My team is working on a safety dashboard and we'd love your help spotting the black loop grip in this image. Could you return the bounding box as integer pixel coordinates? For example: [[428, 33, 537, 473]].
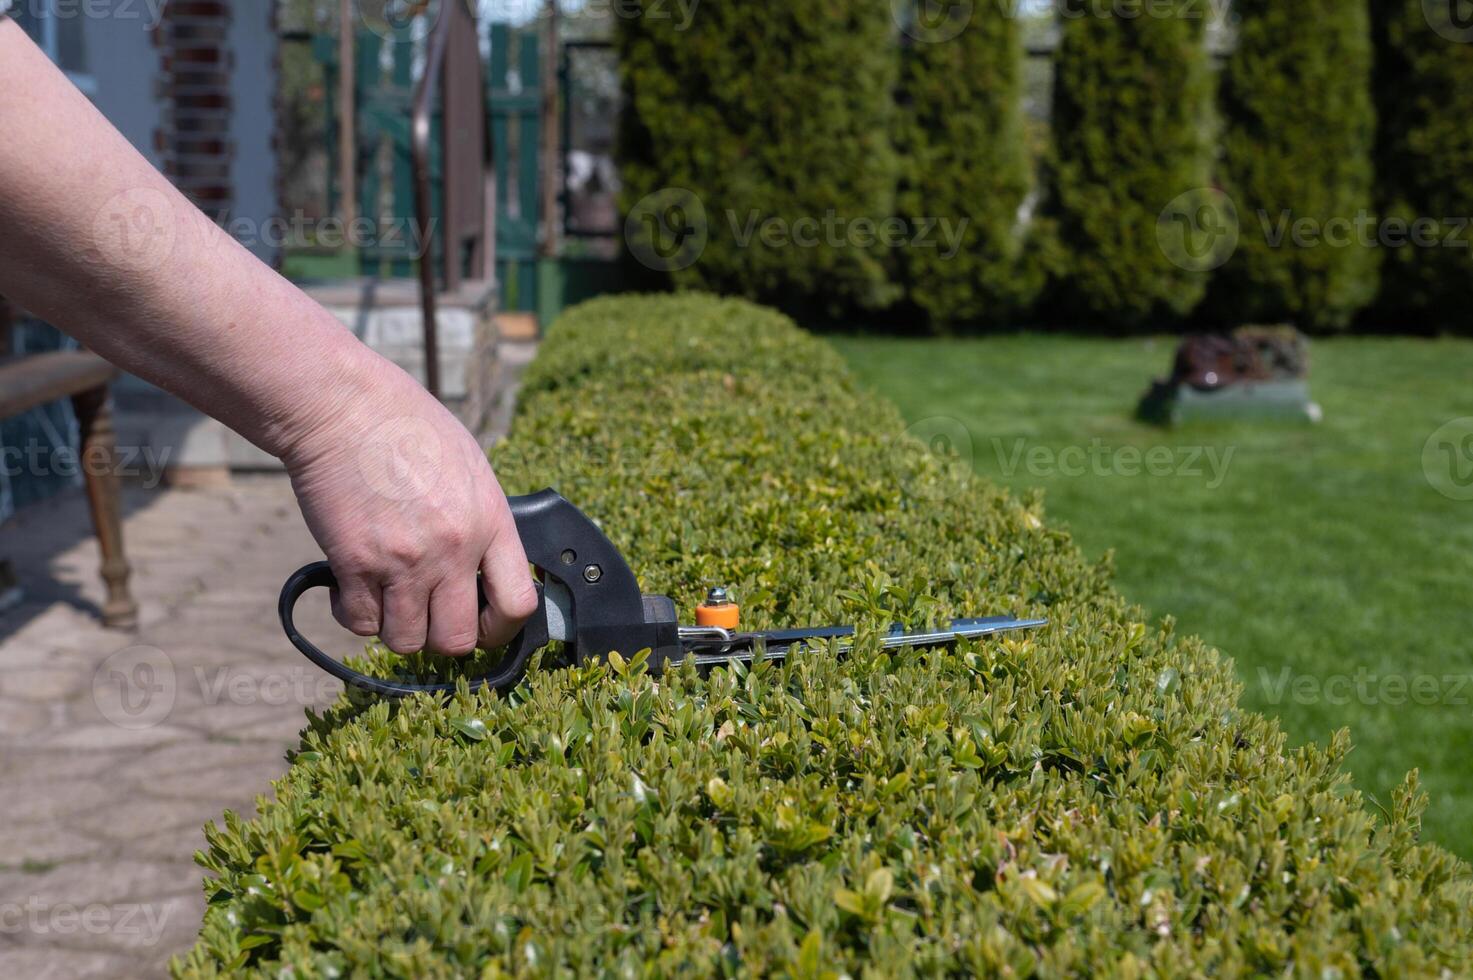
[[277, 561, 549, 699]]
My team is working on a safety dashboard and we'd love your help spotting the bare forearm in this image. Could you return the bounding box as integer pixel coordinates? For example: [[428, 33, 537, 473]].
[[0, 21, 385, 459], [0, 21, 537, 653]]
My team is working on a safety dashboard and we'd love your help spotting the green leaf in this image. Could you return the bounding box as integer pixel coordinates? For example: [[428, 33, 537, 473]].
[[450, 717, 489, 741]]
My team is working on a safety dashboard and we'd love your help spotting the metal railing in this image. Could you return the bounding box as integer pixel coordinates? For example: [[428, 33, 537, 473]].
[[411, 0, 495, 399]]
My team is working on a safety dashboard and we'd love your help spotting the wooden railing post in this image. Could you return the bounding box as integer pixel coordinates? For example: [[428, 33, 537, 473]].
[[411, 0, 493, 401]]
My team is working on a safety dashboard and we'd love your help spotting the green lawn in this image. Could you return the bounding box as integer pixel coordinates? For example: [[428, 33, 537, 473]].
[[837, 334, 1473, 858]]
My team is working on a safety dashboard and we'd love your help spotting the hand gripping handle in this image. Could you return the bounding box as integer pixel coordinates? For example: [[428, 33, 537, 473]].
[[280, 488, 646, 699], [277, 562, 549, 699]]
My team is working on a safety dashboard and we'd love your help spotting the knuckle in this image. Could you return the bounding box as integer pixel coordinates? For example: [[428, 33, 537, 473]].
[[380, 632, 424, 656], [346, 617, 380, 637], [437, 522, 471, 553], [334, 607, 379, 637], [331, 590, 381, 637], [334, 548, 376, 576], [383, 536, 425, 569], [435, 630, 479, 657], [497, 581, 541, 621]]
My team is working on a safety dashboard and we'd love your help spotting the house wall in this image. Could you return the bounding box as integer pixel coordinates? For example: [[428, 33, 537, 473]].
[[82, 9, 163, 170], [228, 1, 279, 266]]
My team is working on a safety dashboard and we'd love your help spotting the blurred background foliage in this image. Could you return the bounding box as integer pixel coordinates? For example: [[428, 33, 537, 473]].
[[613, 0, 1471, 334]]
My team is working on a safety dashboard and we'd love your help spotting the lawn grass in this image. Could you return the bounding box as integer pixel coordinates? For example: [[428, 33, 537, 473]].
[[836, 333, 1473, 857]]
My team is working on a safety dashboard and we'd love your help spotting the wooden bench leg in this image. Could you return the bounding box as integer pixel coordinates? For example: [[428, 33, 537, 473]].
[[71, 385, 139, 629]]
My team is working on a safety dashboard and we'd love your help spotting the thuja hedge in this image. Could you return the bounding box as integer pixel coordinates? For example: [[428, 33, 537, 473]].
[[893, 0, 1038, 328], [1214, 0, 1378, 331], [178, 295, 1472, 975], [616, 0, 898, 315], [1044, 4, 1213, 328], [1369, 0, 1473, 333]]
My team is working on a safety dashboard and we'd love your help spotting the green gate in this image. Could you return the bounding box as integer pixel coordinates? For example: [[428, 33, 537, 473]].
[[308, 18, 623, 323]]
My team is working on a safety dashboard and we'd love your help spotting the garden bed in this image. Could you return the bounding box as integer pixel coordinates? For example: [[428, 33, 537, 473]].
[[176, 295, 1471, 976]]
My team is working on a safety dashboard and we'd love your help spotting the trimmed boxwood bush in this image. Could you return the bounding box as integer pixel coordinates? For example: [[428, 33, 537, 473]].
[[1212, 0, 1379, 331], [1369, 0, 1473, 333], [893, 1, 1038, 329], [616, 1, 898, 316], [177, 295, 1472, 976], [1043, 5, 1214, 328]]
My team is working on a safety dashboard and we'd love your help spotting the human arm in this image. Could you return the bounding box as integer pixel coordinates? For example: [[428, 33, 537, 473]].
[[0, 20, 538, 654]]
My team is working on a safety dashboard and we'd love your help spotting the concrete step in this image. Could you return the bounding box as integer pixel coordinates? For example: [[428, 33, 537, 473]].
[[112, 278, 507, 478]]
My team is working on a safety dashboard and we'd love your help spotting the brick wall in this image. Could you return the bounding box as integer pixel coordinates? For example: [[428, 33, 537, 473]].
[[155, 0, 235, 223]]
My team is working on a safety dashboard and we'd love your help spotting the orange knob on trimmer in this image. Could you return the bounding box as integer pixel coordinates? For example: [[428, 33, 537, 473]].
[[695, 586, 740, 630]]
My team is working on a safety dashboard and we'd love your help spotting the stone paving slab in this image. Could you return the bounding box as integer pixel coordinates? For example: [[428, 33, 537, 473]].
[[0, 476, 338, 978], [1, 345, 533, 978]]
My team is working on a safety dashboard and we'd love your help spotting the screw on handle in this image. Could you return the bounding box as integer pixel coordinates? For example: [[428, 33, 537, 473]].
[[278, 561, 548, 699]]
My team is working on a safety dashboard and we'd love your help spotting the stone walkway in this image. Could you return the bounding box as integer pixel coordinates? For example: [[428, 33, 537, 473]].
[[0, 476, 346, 978]]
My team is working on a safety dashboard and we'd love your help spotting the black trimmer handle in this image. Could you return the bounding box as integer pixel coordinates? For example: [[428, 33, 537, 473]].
[[277, 562, 549, 699], [280, 488, 653, 700]]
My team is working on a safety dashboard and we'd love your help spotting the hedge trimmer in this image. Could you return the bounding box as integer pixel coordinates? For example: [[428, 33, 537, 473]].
[[279, 489, 1047, 698]]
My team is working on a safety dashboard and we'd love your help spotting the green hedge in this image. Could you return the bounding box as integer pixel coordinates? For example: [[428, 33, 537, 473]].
[[1369, 0, 1473, 332], [893, 2, 1039, 328], [616, 1, 898, 316], [1042, 5, 1214, 328], [177, 295, 1471, 976], [1213, 0, 1379, 331]]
